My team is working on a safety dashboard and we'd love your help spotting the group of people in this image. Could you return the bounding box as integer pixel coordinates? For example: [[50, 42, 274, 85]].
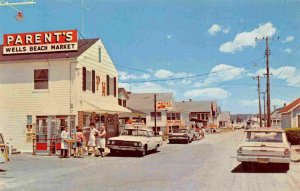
[[60, 122, 106, 158]]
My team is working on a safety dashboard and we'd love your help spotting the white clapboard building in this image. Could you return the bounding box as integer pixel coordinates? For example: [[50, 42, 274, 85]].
[[0, 30, 130, 152]]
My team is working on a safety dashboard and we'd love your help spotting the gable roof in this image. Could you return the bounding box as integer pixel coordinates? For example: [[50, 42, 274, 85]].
[[127, 93, 173, 112], [174, 101, 217, 113], [280, 98, 300, 114], [0, 38, 99, 63]]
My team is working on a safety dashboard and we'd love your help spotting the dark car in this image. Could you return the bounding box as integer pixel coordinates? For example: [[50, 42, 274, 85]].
[[168, 129, 194, 144]]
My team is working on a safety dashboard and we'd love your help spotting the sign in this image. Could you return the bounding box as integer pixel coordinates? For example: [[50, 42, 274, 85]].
[[3, 30, 78, 55], [156, 101, 173, 110], [167, 120, 181, 126]]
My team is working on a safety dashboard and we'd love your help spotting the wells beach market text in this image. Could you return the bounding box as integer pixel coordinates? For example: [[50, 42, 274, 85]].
[[0, 1, 300, 191]]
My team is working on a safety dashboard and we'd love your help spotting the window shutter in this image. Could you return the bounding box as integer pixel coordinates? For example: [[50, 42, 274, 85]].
[[113, 77, 117, 97], [92, 70, 95, 93], [106, 75, 110, 96], [82, 67, 86, 91]]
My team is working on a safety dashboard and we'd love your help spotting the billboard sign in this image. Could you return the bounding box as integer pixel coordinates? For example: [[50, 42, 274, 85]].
[[3, 29, 78, 55], [156, 101, 173, 110]]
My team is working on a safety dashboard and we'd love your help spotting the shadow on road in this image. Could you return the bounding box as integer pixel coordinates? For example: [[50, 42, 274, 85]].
[[231, 163, 288, 173], [106, 150, 160, 158], [0, 169, 6, 172]]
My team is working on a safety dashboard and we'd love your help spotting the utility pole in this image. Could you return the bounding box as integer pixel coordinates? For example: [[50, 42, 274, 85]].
[[154, 94, 157, 136], [253, 75, 262, 127], [261, 91, 266, 127], [265, 36, 271, 127]]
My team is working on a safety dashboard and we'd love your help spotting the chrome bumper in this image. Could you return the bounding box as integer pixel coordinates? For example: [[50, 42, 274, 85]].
[[107, 145, 143, 151], [169, 137, 188, 140], [237, 155, 291, 164]]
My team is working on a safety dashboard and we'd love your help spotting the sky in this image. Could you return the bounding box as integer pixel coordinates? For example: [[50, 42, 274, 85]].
[[0, 0, 299, 114]]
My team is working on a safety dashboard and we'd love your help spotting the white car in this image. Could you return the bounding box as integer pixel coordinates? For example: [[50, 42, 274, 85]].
[[237, 129, 291, 170], [107, 128, 163, 156]]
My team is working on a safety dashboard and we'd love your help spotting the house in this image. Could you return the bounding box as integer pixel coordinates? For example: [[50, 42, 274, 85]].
[[270, 107, 284, 128], [280, 98, 300, 129], [219, 111, 231, 128], [0, 30, 130, 152], [174, 100, 218, 129]]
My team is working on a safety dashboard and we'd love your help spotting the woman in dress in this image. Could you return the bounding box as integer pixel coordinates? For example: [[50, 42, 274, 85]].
[[87, 123, 99, 156], [60, 126, 69, 158], [97, 126, 106, 157]]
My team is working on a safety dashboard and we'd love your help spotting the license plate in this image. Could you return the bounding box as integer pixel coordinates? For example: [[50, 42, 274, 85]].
[[257, 158, 269, 163]]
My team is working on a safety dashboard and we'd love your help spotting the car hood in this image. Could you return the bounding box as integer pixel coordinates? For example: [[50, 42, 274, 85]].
[[108, 136, 147, 142]]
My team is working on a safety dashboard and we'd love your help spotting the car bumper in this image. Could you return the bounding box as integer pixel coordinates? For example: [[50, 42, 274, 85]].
[[237, 155, 291, 164], [107, 145, 143, 151], [169, 137, 188, 140]]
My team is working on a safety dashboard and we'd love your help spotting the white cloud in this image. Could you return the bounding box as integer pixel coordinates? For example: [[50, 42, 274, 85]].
[[204, 64, 247, 85], [208, 24, 222, 36], [256, 66, 300, 87], [219, 22, 276, 53], [223, 27, 230, 34], [183, 88, 230, 100], [119, 82, 173, 93], [166, 34, 172, 39], [281, 48, 291, 54], [239, 98, 286, 107], [119, 71, 151, 80], [154, 69, 174, 79], [282, 35, 294, 43]]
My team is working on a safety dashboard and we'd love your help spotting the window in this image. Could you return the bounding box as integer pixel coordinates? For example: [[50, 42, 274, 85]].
[[34, 69, 48, 89], [106, 75, 110, 95], [86, 71, 92, 91], [201, 114, 205, 120], [151, 112, 162, 121], [118, 99, 122, 106], [98, 48, 101, 63], [167, 113, 180, 120], [123, 100, 126, 107]]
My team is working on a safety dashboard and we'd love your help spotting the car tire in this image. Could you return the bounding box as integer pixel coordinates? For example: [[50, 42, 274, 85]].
[[139, 146, 147, 157], [169, 140, 173, 144]]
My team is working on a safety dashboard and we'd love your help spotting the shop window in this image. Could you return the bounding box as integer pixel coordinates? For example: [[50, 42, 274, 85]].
[[151, 112, 161, 121], [34, 69, 48, 89], [98, 48, 102, 63]]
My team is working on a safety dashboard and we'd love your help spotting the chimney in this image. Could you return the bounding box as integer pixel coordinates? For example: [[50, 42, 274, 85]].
[[284, 103, 286, 107], [189, 99, 192, 102]]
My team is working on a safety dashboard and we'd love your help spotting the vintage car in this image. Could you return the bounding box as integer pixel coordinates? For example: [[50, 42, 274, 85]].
[[189, 129, 201, 141], [107, 128, 163, 156], [237, 129, 291, 170], [168, 129, 194, 144]]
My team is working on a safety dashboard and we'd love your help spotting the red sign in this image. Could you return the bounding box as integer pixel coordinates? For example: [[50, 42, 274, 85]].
[[157, 101, 173, 110], [3, 30, 78, 55]]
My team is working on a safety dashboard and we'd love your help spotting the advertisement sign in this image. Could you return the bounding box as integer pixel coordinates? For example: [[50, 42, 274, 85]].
[[3, 30, 78, 55], [156, 101, 173, 110]]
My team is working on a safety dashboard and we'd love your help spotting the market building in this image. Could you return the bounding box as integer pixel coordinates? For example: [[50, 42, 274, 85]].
[[0, 30, 130, 153]]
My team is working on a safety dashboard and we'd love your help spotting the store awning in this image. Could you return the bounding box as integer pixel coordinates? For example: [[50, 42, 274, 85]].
[[80, 100, 131, 114]]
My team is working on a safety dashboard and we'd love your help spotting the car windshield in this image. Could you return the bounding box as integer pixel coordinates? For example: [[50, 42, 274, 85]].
[[121, 129, 148, 137], [177, 129, 187, 133], [245, 132, 283, 143]]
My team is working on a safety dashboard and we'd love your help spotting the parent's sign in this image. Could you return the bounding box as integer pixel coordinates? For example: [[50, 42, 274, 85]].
[[3, 30, 78, 55]]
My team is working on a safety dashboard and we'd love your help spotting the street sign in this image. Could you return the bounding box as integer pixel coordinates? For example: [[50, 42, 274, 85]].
[[2, 30, 78, 55]]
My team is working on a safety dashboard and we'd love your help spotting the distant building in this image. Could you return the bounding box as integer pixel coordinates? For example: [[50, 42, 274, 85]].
[[280, 98, 300, 129], [219, 111, 231, 128], [270, 107, 283, 128]]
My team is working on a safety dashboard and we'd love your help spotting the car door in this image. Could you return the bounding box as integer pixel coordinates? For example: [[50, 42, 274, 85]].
[[146, 131, 155, 150]]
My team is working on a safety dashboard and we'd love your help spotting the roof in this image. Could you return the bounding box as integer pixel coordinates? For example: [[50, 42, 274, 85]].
[[127, 107, 146, 115], [174, 101, 217, 113], [0, 38, 99, 62], [244, 128, 284, 133], [279, 98, 300, 114], [127, 93, 173, 112], [219, 111, 230, 122], [270, 107, 283, 119]]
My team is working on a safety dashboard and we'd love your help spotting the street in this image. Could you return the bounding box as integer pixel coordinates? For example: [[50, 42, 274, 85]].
[[1, 130, 300, 191]]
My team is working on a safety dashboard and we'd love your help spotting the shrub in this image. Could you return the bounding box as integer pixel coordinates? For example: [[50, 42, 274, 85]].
[[285, 128, 300, 145]]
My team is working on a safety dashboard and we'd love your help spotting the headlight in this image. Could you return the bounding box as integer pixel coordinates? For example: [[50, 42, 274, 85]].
[[238, 147, 243, 153], [138, 142, 143, 146], [111, 141, 115, 145], [133, 142, 138, 146]]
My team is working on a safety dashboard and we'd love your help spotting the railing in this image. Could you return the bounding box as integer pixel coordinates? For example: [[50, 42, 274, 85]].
[[32, 138, 61, 156]]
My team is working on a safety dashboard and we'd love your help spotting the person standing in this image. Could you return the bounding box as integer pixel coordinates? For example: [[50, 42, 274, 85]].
[[60, 126, 69, 158], [75, 126, 84, 158], [87, 123, 99, 156], [97, 126, 106, 157]]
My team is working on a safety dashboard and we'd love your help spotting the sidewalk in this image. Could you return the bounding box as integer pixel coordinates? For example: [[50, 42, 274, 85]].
[[291, 145, 300, 162]]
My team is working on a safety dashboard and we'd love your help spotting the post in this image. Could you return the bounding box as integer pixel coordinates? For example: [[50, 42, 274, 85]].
[[265, 36, 271, 127], [9, 138, 12, 156], [262, 92, 266, 127], [253, 75, 262, 127], [154, 94, 157, 136]]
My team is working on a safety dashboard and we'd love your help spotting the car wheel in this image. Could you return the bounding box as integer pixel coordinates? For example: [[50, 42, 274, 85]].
[[139, 146, 147, 157], [169, 140, 173, 144]]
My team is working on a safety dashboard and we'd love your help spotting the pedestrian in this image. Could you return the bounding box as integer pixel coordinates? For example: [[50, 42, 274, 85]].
[[87, 122, 99, 156], [97, 125, 106, 157], [71, 132, 77, 158], [60, 126, 69, 158], [75, 126, 84, 158]]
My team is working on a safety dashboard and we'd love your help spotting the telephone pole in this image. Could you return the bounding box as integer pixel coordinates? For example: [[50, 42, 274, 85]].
[[154, 94, 157, 136], [265, 36, 271, 127], [253, 75, 262, 127], [261, 91, 266, 127]]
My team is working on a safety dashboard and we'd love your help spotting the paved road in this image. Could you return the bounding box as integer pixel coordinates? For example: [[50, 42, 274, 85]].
[[1, 130, 300, 191]]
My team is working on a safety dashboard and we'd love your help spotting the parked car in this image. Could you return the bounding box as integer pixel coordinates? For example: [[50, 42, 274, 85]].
[[237, 128, 291, 170], [107, 128, 163, 157], [168, 129, 194, 144], [190, 129, 201, 141]]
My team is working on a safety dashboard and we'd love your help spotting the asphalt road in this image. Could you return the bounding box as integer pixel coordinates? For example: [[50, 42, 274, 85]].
[[1, 130, 300, 191]]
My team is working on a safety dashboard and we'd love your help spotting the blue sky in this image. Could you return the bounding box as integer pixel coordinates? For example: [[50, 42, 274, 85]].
[[0, 0, 299, 114]]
